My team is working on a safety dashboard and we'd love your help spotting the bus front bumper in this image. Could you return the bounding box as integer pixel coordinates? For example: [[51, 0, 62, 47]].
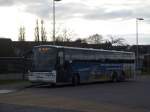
[[28, 71, 56, 83]]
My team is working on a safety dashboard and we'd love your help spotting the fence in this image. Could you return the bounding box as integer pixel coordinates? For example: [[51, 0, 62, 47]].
[[0, 57, 31, 80]]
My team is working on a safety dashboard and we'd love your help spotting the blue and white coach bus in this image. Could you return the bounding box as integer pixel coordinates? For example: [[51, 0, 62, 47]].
[[28, 45, 135, 85]]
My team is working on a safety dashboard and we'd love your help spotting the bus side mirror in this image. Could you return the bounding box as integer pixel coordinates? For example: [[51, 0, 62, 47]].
[[58, 51, 64, 65]]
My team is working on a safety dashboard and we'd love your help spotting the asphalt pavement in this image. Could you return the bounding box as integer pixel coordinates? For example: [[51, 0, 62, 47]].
[[0, 75, 150, 112], [0, 103, 84, 112]]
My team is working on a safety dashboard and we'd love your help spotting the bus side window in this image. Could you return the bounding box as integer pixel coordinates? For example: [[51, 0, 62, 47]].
[[58, 51, 64, 65]]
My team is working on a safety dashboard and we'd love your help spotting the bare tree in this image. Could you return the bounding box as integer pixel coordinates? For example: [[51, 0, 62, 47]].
[[74, 38, 87, 43], [55, 28, 74, 42], [61, 28, 72, 42], [18, 26, 25, 41], [87, 34, 103, 44], [34, 19, 40, 42], [55, 36, 64, 42], [41, 20, 47, 42], [108, 35, 126, 46]]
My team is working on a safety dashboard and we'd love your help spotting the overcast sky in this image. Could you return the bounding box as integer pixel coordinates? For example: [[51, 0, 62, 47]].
[[0, 0, 150, 44]]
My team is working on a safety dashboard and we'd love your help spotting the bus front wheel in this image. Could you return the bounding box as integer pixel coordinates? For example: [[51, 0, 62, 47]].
[[51, 83, 56, 87], [72, 75, 80, 86]]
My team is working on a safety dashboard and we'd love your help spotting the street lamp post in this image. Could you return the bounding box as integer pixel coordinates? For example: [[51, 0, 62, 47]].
[[136, 18, 144, 73], [52, 0, 61, 45]]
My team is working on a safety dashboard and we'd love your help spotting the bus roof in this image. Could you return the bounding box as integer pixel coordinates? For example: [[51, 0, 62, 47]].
[[34, 45, 134, 54]]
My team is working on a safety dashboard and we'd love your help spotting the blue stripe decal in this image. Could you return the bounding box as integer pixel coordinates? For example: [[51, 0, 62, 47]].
[[71, 62, 123, 81]]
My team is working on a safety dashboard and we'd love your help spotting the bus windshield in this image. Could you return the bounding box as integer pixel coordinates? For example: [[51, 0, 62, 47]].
[[32, 47, 57, 72]]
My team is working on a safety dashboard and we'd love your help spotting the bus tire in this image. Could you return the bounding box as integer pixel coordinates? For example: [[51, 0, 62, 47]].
[[72, 74, 80, 86], [112, 71, 118, 82], [51, 83, 56, 87]]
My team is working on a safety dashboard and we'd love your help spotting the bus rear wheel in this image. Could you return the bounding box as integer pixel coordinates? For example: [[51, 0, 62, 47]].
[[72, 75, 80, 86]]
